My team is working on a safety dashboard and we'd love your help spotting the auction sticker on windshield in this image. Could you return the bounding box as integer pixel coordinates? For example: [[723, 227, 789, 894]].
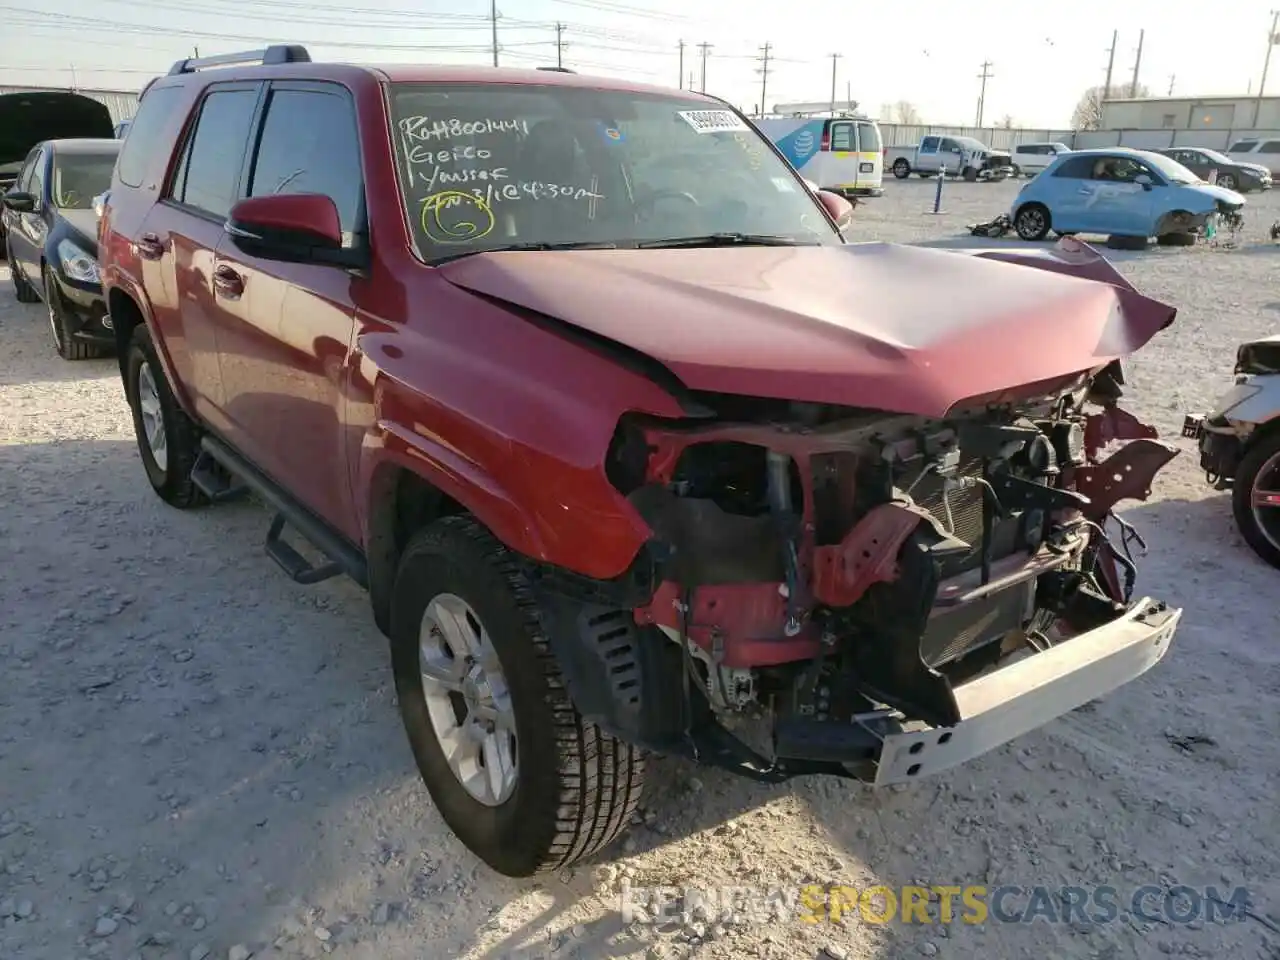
[[678, 109, 750, 134]]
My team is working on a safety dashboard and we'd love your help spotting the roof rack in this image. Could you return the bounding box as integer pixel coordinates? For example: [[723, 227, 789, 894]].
[[536, 66, 577, 73], [167, 45, 311, 76]]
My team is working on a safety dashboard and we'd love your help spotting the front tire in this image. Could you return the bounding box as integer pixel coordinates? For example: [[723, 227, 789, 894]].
[[390, 516, 645, 877], [1156, 232, 1196, 247], [125, 324, 206, 508], [1014, 203, 1051, 240], [44, 267, 107, 360], [1232, 433, 1280, 570]]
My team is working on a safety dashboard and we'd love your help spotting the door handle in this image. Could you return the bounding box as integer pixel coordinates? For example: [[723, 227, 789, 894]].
[[135, 233, 165, 261], [213, 264, 245, 299]]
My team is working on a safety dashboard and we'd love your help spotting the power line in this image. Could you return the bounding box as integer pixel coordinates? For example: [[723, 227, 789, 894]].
[[975, 60, 993, 127]]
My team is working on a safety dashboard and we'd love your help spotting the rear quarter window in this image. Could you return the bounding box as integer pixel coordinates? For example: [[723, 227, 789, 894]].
[[856, 122, 880, 151], [116, 84, 186, 188], [1259, 140, 1280, 153]]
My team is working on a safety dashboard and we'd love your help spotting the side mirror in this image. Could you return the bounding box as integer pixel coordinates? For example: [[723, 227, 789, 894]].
[[816, 189, 854, 233], [3, 191, 35, 213], [1134, 174, 1153, 190], [224, 193, 363, 267]]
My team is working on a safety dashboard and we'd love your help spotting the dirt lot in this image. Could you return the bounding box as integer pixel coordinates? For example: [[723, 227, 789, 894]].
[[2, 178, 1280, 960]]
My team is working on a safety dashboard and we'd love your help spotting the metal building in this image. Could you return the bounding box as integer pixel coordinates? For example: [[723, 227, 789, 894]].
[[1100, 95, 1280, 132]]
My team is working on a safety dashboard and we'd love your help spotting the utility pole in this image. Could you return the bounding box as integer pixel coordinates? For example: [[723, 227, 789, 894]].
[[554, 22, 566, 69], [1254, 10, 1280, 125], [697, 42, 712, 93], [829, 53, 841, 114], [193, 45, 200, 58], [1129, 29, 1144, 97], [677, 39, 685, 89], [1167, 74, 1175, 96], [756, 42, 772, 117], [975, 60, 993, 127], [1259, 10, 1280, 96], [1103, 29, 1117, 99], [490, 0, 499, 67]]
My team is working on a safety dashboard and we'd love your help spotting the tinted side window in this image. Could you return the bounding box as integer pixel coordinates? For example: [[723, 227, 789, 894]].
[[16, 148, 40, 192], [1228, 139, 1257, 152], [171, 87, 259, 218], [117, 85, 186, 188], [1260, 140, 1280, 153], [827, 122, 855, 152], [29, 149, 46, 204], [1052, 156, 1096, 179], [920, 136, 939, 151], [856, 122, 880, 151], [246, 87, 363, 238]]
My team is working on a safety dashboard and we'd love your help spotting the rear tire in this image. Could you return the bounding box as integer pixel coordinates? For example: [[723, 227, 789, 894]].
[[1106, 234, 1149, 251], [124, 324, 206, 508], [44, 267, 107, 360], [389, 515, 645, 877], [1232, 433, 1280, 570], [1216, 173, 1237, 191], [892, 158, 911, 179]]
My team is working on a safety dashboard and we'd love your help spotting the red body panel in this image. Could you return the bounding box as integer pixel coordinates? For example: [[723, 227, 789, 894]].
[[98, 60, 1178, 597]]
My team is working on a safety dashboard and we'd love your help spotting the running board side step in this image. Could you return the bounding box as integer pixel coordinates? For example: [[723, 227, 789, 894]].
[[190, 451, 251, 503], [198, 435, 368, 588]]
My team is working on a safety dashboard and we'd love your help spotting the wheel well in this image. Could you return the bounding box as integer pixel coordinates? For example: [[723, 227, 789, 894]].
[[1244, 417, 1280, 458], [107, 288, 145, 381], [366, 465, 467, 635]]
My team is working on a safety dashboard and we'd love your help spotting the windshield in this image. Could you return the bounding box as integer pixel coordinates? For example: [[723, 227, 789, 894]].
[[388, 83, 839, 261], [51, 150, 118, 209], [1137, 152, 1198, 184]]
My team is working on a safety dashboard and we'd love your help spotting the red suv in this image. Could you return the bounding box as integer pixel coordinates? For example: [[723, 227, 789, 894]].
[[100, 45, 1185, 878]]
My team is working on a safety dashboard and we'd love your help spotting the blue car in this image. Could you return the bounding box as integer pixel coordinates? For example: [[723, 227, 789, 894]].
[[1010, 147, 1245, 246]]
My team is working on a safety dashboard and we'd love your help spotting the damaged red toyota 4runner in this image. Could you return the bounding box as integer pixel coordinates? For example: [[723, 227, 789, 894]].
[[98, 46, 1183, 878]]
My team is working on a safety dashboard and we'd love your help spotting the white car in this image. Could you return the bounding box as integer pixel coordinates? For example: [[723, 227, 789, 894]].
[[1011, 141, 1071, 177], [1225, 137, 1280, 177]]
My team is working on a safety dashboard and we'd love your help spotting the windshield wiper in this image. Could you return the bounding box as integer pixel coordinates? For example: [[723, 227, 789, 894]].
[[636, 232, 814, 249], [429, 240, 618, 265]]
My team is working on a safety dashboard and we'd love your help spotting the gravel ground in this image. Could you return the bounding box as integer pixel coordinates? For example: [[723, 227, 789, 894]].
[[2, 179, 1280, 960]]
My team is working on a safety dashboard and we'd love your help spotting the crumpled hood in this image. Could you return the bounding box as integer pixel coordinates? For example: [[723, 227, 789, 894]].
[[438, 242, 1177, 417], [1194, 182, 1247, 206]]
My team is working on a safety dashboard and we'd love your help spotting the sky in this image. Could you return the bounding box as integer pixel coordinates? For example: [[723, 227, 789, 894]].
[[4, 0, 1280, 129]]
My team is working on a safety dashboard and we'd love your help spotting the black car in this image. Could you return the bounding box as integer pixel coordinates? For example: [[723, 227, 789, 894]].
[[1154, 146, 1273, 193], [2, 138, 120, 360], [0, 91, 115, 251]]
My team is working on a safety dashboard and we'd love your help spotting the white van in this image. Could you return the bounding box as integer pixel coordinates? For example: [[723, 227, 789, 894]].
[[755, 115, 884, 198], [1010, 141, 1071, 176]]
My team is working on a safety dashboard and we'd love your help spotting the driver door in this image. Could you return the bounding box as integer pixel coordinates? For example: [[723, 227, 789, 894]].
[[1087, 158, 1155, 235]]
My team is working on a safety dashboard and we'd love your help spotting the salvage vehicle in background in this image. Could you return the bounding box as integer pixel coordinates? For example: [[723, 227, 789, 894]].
[[2, 137, 119, 359], [0, 90, 115, 255], [886, 135, 1013, 181], [1010, 147, 1246, 247], [1184, 335, 1280, 569], [1152, 146, 1272, 193], [100, 45, 1183, 879]]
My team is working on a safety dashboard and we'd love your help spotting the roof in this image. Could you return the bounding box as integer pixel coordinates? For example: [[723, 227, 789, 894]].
[[1102, 94, 1280, 104], [45, 138, 120, 152]]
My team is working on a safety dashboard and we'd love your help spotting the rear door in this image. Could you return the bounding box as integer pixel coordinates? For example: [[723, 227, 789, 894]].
[[11, 146, 49, 285], [143, 81, 263, 424], [854, 120, 882, 191], [822, 119, 858, 192], [4, 147, 42, 275], [1257, 138, 1280, 175], [918, 135, 940, 172], [1171, 149, 1209, 179], [210, 80, 365, 539]]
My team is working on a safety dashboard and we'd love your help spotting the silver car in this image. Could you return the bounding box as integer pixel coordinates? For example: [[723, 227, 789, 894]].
[[1184, 335, 1280, 568]]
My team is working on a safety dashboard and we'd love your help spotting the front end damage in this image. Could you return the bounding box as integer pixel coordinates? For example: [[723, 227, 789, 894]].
[[532, 259, 1182, 788]]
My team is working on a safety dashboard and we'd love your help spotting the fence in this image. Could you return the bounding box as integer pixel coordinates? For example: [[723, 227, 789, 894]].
[[878, 121, 1280, 152]]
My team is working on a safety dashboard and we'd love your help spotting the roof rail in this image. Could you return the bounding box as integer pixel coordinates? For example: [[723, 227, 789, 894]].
[[167, 45, 311, 76], [536, 66, 577, 73]]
